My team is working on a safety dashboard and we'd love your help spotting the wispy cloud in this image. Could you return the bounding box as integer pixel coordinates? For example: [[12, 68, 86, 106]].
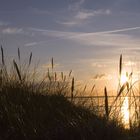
[[30, 26, 140, 49], [58, 0, 111, 27], [68, 0, 85, 11], [2, 27, 23, 34], [24, 42, 38, 47], [30, 27, 78, 37], [91, 62, 106, 68], [92, 26, 140, 34], [124, 61, 136, 66], [92, 74, 106, 80], [0, 21, 9, 26], [75, 9, 111, 20], [59, 9, 111, 26], [57, 21, 79, 26], [41, 63, 60, 69]]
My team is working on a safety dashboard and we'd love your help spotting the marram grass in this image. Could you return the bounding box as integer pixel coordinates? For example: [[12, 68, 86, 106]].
[[0, 47, 139, 139]]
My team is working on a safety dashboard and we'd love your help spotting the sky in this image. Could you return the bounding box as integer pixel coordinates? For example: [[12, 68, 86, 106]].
[[0, 0, 140, 93]]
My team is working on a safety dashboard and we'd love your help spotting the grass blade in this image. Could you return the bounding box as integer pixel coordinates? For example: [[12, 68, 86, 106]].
[[29, 52, 32, 66], [83, 85, 87, 92], [18, 47, 20, 61], [1, 46, 5, 65], [61, 72, 63, 80], [69, 70, 72, 77], [51, 57, 54, 69], [63, 75, 66, 82], [13, 59, 22, 81], [71, 77, 74, 101], [48, 68, 51, 81], [119, 54, 122, 78], [115, 82, 128, 103], [104, 87, 109, 119], [91, 84, 95, 94], [54, 72, 57, 81]]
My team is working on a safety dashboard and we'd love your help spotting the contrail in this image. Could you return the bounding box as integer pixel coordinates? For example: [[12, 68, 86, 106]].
[[27, 26, 140, 47], [86, 26, 140, 35], [31, 26, 140, 35]]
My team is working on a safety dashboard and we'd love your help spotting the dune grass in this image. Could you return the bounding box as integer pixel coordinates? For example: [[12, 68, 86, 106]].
[[0, 47, 139, 139], [0, 84, 127, 140]]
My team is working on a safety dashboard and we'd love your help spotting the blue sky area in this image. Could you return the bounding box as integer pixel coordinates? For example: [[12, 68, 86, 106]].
[[0, 0, 140, 91]]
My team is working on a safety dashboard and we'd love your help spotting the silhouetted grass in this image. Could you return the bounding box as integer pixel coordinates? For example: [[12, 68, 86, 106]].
[[0, 83, 126, 140], [0, 47, 133, 140]]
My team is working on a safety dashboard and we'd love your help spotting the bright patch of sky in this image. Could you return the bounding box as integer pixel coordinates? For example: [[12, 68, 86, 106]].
[[0, 0, 140, 92]]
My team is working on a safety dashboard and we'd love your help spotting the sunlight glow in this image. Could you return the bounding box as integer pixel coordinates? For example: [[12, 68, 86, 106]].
[[121, 96, 129, 128], [120, 74, 128, 85]]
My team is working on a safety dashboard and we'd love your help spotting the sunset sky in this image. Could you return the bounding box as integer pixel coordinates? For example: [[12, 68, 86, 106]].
[[0, 0, 140, 92]]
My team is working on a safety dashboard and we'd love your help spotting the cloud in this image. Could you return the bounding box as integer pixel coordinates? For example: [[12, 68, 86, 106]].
[[124, 61, 136, 66], [24, 42, 38, 47], [75, 9, 111, 20], [0, 21, 9, 26], [92, 74, 113, 81], [93, 74, 106, 80], [68, 0, 85, 11], [30, 26, 140, 50], [75, 11, 95, 20], [60, 0, 111, 27], [59, 9, 111, 26], [42, 63, 60, 69], [92, 26, 140, 34], [91, 62, 106, 68], [30, 27, 77, 38], [2, 27, 23, 34], [72, 33, 138, 48], [57, 21, 80, 26]]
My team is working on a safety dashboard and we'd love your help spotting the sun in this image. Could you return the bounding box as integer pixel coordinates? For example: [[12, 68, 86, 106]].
[[120, 74, 128, 85]]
